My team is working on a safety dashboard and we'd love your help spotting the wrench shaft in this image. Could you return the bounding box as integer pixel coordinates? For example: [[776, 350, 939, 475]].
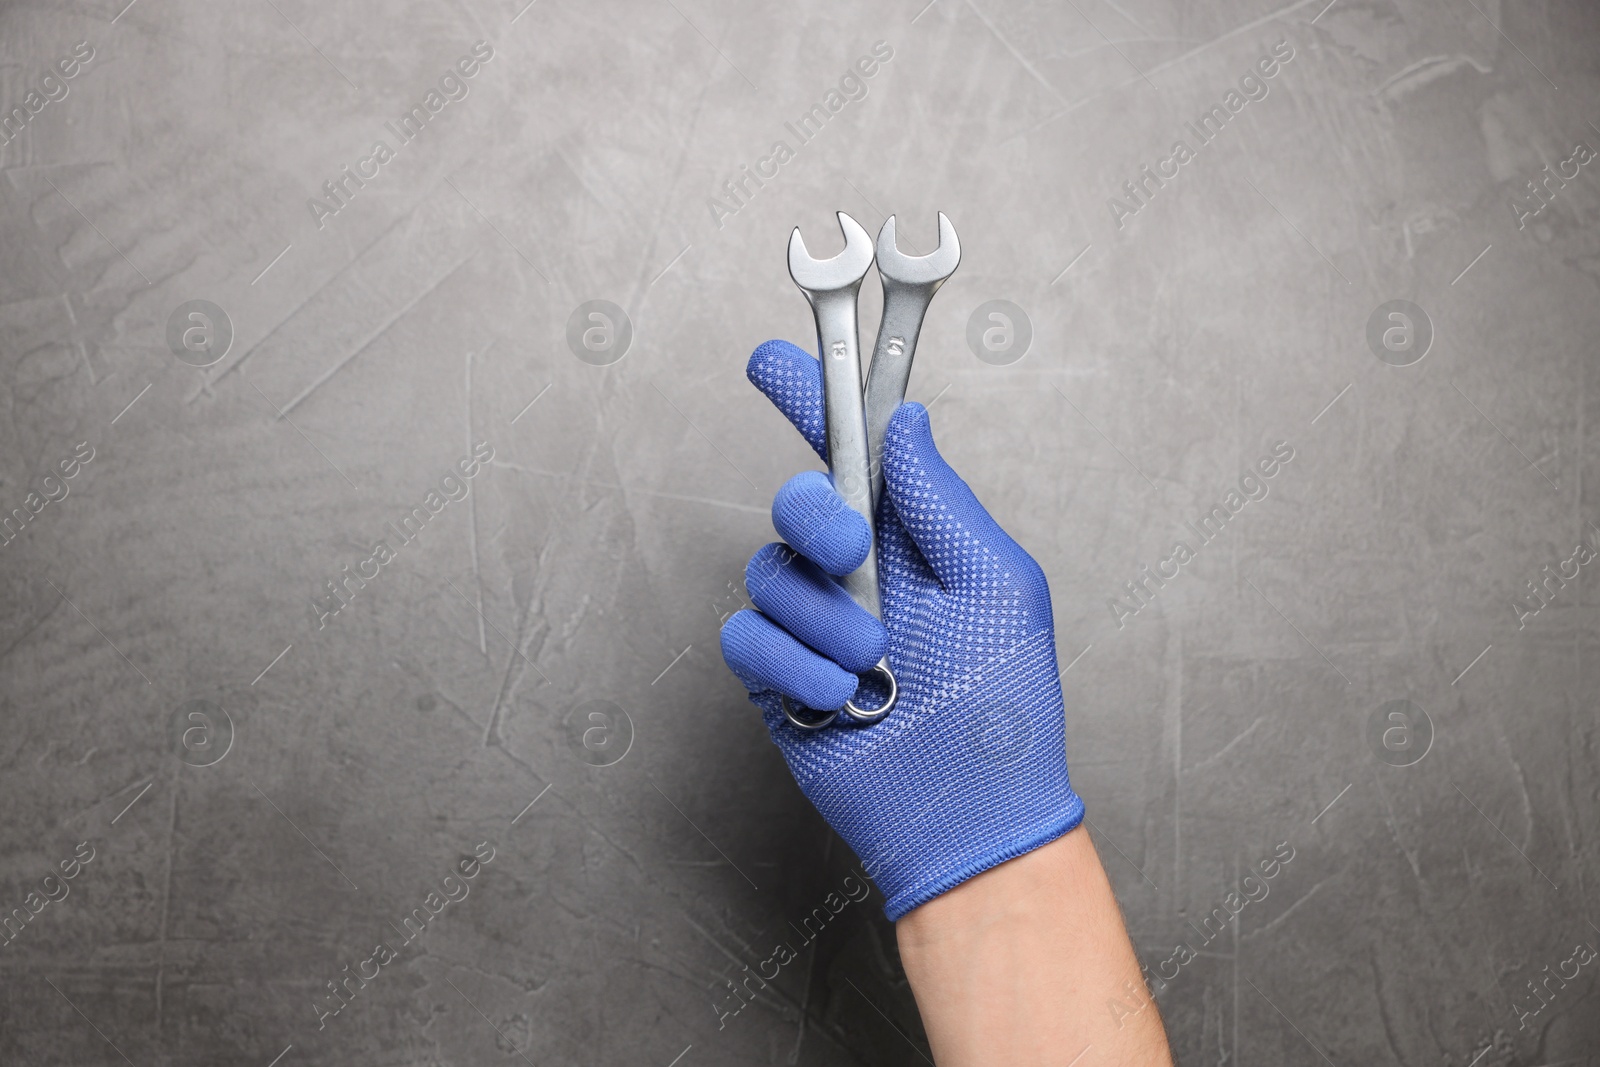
[[810, 288, 881, 618], [864, 284, 938, 510]]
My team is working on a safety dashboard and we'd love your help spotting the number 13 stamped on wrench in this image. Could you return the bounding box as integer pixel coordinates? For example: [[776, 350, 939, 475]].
[[782, 211, 960, 730]]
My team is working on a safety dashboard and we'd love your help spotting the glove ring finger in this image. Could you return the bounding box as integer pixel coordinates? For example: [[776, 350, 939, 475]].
[[780, 658, 897, 731]]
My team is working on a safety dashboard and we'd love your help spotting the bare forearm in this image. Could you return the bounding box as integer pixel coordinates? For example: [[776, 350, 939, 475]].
[[896, 827, 1173, 1067]]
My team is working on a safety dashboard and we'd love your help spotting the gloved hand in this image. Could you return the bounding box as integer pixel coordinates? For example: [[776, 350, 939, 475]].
[[720, 339, 1084, 922]]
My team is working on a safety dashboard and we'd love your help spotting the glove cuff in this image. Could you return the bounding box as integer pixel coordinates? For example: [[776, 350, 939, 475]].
[[880, 790, 1085, 921]]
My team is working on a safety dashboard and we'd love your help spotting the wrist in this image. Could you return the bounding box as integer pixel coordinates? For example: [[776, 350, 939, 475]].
[[880, 791, 1082, 921], [896, 828, 1174, 1067]]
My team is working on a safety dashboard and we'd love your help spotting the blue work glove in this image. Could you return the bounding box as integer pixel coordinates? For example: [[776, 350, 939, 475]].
[[720, 339, 1085, 921]]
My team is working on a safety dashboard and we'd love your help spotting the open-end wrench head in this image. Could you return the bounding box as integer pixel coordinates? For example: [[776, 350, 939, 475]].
[[875, 212, 961, 286], [788, 211, 875, 293]]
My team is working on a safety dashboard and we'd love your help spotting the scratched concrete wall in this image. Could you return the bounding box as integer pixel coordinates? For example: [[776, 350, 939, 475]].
[[1, 0, 1597, 1064]]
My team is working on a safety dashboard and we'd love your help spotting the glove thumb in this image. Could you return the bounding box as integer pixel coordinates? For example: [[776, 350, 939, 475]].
[[883, 402, 1031, 593]]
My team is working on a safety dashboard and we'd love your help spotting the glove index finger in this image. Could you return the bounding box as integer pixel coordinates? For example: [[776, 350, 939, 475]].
[[771, 471, 871, 576], [748, 339, 826, 459]]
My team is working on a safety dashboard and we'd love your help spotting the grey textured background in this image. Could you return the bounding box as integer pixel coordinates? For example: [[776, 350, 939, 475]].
[[2, 0, 1598, 1064]]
